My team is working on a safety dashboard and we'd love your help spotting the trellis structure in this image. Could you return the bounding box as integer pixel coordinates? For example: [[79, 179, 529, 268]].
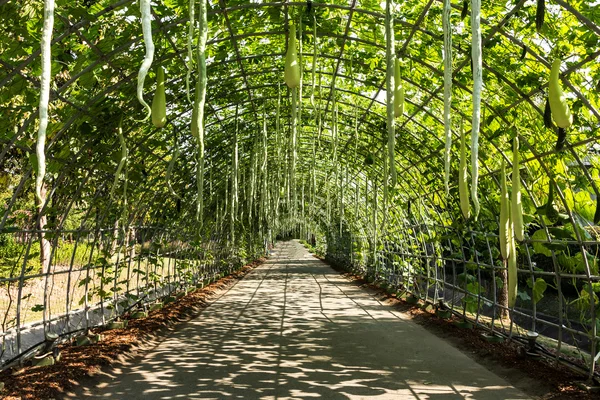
[[1, 0, 600, 381]]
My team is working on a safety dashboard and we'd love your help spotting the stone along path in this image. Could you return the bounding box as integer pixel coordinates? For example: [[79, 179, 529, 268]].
[[72, 240, 529, 399]]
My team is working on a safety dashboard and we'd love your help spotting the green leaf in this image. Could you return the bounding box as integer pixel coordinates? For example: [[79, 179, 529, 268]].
[[531, 278, 547, 304], [78, 276, 92, 287], [531, 229, 552, 257], [30, 304, 44, 312], [517, 291, 531, 302]]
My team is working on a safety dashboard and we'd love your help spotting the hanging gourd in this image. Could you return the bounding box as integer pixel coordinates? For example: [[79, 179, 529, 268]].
[[470, 0, 482, 220], [442, 0, 453, 194], [499, 159, 511, 261], [512, 136, 524, 241], [385, 0, 397, 187], [284, 23, 300, 89], [151, 66, 167, 128], [166, 139, 180, 200], [109, 118, 128, 199], [394, 59, 404, 118], [459, 120, 470, 219], [193, 0, 208, 224], [500, 156, 518, 307], [507, 228, 518, 308], [535, 0, 545, 32], [186, 0, 195, 103], [35, 0, 55, 208], [548, 59, 572, 151], [137, 0, 154, 121], [191, 79, 200, 140]]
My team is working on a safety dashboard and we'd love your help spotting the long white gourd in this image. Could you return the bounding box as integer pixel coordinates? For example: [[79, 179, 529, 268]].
[[393, 59, 404, 118], [137, 0, 154, 121], [507, 211, 517, 308], [512, 136, 524, 241], [35, 0, 55, 207], [499, 159, 511, 260], [385, 1, 397, 187], [193, 0, 208, 224], [443, 0, 453, 194], [110, 118, 128, 199], [470, 0, 482, 220], [459, 120, 470, 219], [185, 0, 195, 104]]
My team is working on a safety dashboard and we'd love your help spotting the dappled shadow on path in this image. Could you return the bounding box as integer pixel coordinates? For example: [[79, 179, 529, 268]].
[[73, 241, 528, 400]]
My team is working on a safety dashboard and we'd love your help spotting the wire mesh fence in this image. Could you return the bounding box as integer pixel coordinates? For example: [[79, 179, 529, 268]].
[[324, 223, 600, 380], [0, 222, 264, 369]]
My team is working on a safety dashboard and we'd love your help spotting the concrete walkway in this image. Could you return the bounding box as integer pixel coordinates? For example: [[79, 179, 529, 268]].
[[74, 240, 529, 399]]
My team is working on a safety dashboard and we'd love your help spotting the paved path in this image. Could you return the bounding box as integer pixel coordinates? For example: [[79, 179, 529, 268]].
[[74, 240, 529, 399]]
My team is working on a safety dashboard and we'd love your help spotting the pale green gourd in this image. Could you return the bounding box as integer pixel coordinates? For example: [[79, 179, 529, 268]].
[[151, 66, 167, 128], [459, 121, 470, 219], [499, 159, 511, 260], [548, 59, 572, 129], [284, 23, 300, 89], [394, 59, 404, 118], [512, 136, 524, 241]]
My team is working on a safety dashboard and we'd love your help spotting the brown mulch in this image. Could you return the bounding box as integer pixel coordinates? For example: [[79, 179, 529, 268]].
[[323, 256, 600, 400], [0, 258, 265, 400]]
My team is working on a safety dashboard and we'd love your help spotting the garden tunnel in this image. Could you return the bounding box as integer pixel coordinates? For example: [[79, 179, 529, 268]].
[[1, 0, 600, 387]]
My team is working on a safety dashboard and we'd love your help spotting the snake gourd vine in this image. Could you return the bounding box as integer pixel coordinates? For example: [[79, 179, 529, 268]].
[[507, 171, 518, 308], [109, 118, 128, 199], [310, 15, 318, 218], [261, 109, 268, 229], [137, 0, 154, 121], [459, 120, 470, 219], [499, 156, 518, 307], [499, 159, 511, 261], [35, 0, 55, 208], [442, 0, 453, 194], [512, 136, 524, 241], [192, 0, 208, 224], [310, 15, 317, 110], [166, 139, 180, 200], [297, 17, 304, 218], [507, 216, 518, 308], [231, 106, 239, 243], [354, 110, 359, 219], [385, 0, 397, 188], [470, 0, 482, 220], [151, 66, 167, 128], [393, 59, 404, 119], [186, 0, 195, 103], [275, 83, 283, 219], [284, 20, 300, 217], [548, 59, 572, 151]]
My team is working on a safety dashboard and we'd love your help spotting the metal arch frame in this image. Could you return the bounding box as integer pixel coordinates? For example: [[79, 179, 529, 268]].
[[2, 0, 600, 376], [2, 0, 597, 189], [4, 0, 597, 152]]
